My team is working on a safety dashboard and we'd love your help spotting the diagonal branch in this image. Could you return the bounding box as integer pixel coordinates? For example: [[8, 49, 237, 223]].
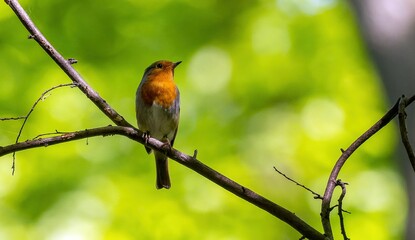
[[321, 95, 415, 239], [0, 125, 325, 240], [273, 166, 322, 199], [0, 126, 132, 155]]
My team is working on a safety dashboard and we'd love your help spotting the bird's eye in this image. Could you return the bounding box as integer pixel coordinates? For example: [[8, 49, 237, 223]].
[[156, 63, 163, 69]]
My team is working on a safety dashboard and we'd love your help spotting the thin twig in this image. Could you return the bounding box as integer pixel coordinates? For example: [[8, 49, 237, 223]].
[[273, 166, 322, 199], [32, 130, 72, 140], [336, 180, 350, 240], [12, 83, 76, 174], [0, 117, 26, 121], [398, 95, 415, 172], [321, 95, 415, 239], [15, 83, 75, 143]]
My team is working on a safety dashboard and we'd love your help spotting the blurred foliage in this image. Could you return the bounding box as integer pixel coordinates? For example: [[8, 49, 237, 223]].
[[0, 0, 407, 239]]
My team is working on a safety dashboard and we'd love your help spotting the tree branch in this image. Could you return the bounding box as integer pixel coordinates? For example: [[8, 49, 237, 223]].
[[273, 166, 322, 199], [336, 180, 350, 240], [0, 125, 326, 240], [3, 0, 326, 238], [321, 95, 415, 239], [398, 95, 415, 171], [0, 126, 131, 155]]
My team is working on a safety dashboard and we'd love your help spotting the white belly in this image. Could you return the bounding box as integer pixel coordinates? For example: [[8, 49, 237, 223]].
[[137, 103, 179, 141]]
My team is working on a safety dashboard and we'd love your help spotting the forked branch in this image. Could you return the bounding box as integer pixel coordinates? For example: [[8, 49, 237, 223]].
[[398, 95, 415, 171], [321, 95, 415, 239]]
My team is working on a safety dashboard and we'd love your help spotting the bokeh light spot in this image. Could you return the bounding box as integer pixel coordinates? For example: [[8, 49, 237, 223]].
[[251, 17, 290, 55], [301, 98, 344, 140], [187, 46, 232, 94], [277, 0, 337, 15], [184, 175, 223, 212]]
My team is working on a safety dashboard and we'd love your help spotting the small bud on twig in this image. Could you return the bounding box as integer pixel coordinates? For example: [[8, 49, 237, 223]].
[[67, 58, 78, 64]]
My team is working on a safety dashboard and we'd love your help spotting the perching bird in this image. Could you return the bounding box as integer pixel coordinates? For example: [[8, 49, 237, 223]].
[[135, 60, 181, 189]]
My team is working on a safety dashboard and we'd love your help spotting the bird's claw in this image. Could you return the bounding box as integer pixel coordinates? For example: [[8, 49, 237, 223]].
[[160, 139, 172, 154], [143, 131, 150, 145]]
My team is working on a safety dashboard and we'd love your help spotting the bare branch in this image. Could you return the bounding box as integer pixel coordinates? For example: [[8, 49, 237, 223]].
[[0, 126, 128, 156], [398, 95, 415, 172], [0, 125, 326, 240], [321, 95, 415, 239], [273, 166, 322, 199]]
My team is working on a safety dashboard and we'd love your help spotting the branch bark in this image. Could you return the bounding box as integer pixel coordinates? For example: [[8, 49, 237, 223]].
[[336, 180, 350, 240], [3, 0, 325, 239], [398, 96, 415, 171]]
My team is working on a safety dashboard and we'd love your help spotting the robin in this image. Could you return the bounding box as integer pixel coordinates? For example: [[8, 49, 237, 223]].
[[135, 60, 181, 189]]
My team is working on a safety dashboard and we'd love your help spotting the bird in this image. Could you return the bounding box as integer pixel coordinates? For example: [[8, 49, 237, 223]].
[[135, 60, 181, 189]]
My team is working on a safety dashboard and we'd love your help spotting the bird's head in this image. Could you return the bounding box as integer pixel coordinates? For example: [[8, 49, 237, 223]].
[[144, 60, 182, 80]]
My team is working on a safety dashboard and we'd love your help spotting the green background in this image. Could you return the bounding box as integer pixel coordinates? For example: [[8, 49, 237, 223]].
[[0, 0, 407, 239]]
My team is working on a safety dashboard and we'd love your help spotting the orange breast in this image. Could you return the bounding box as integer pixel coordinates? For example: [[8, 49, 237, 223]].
[[140, 72, 177, 109]]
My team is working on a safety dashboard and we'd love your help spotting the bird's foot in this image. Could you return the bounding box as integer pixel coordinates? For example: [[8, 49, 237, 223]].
[[160, 138, 172, 154], [143, 131, 152, 154], [143, 131, 150, 144]]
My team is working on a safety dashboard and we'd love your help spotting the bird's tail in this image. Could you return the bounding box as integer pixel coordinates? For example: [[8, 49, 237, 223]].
[[154, 151, 171, 189]]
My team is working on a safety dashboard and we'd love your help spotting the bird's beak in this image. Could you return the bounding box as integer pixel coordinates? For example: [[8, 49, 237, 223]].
[[173, 61, 182, 69]]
